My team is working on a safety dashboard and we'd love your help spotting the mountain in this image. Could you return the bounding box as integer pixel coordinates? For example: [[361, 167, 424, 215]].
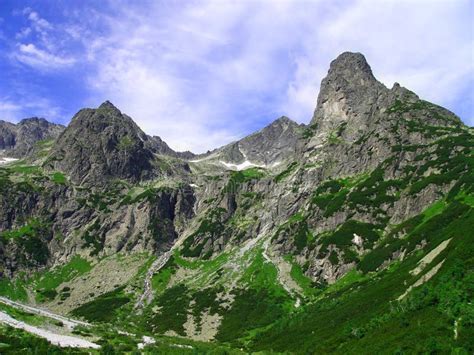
[[0, 117, 64, 159], [0, 52, 472, 354], [190, 115, 303, 171]]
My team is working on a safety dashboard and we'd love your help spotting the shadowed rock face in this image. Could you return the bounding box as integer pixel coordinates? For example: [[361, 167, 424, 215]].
[[48, 101, 157, 186], [0, 118, 64, 157]]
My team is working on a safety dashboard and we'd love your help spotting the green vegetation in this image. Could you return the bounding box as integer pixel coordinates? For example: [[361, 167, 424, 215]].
[[217, 287, 288, 344], [318, 220, 380, 263], [249, 201, 474, 353], [117, 135, 134, 150], [71, 286, 130, 322], [151, 260, 176, 294], [50, 172, 66, 184], [286, 256, 321, 297], [274, 212, 313, 253], [0, 278, 28, 301], [223, 167, 265, 193], [0, 219, 51, 266], [274, 162, 298, 182], [0, 326, 68, 354], [181, 207, 228, 259], [359, 200, 471, 273], [34, 256, 92, 302], [147, 284, 191, 335]]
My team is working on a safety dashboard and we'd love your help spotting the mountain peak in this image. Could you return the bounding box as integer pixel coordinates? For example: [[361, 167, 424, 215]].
[[49, 102, 155, 185], [327, 51, 375, 82], [310, 51, 386, 131], [98, 100, 117, 109]]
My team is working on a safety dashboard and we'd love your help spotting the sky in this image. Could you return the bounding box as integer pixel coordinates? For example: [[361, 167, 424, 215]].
[[0, 0, 473, 153]]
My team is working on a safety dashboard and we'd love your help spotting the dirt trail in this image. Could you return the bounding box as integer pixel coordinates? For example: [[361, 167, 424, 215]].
[[0, 296, 90, 330], [0, 311, 99, 348]]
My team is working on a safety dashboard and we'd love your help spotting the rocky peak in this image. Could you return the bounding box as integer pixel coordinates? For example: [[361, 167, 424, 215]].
[[48, 101, 156, 186], [325, 52, 376, 83], [216, 116, 302, 166], [311, 52, 386, 125]]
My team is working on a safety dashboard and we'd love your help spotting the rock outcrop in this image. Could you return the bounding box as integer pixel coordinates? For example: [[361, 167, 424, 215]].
[[0, 118, 64, 158]]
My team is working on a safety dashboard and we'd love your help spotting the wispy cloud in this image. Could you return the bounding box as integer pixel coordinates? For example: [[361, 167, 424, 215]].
[[1, 1, 472, 151], [12, 7, 76, 70], [15, 43, 75, 69], [77, 0, 473, 152]]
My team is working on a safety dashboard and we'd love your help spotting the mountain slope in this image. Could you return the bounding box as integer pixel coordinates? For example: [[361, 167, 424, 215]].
[[0, 52, 472, 353]]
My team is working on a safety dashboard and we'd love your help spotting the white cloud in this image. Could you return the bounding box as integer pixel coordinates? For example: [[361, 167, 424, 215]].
[[5, 1, 472, 151], [15, 43, 75, 70], [79, 0, 472, 152], [0, 99, 22, 122], [12, 8, 76, 71]]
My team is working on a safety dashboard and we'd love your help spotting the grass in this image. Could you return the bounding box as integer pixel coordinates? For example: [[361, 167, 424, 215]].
[[151, 267, 175, 294], [274, 162, 298, 182], [0, 278, 28, 301], [250, 203, 473, 353], [50, 172, 66, 184], [34, 256, 92, 302], [224, 167, 266, 193], [318, 220, 380, 263], [146, 284, 191, 335], [71, 286, 130, 322], [286, 256, 320, 298]]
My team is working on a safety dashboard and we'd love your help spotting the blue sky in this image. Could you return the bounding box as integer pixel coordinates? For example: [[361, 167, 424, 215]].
[[0, 0, 473, 152]]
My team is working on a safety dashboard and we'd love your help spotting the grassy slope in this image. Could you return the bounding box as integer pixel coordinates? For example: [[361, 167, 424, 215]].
[[249, 201, 474, 354]]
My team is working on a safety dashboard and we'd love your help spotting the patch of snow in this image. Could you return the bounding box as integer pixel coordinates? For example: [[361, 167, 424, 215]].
[[0, 311, 100, 349], [295, 298, 301, 308], [138, 335, 156, 349], [190, 184, 198, 188], [220, 160, 265, 171], [0, 157, 18, 165]]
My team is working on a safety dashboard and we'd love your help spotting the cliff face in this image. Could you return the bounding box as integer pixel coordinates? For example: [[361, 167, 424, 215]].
[[0, 117, 64, 158], [0, 52, 472, 352]]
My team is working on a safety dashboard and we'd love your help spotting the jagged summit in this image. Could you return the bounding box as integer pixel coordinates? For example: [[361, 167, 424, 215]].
[[312, 51, 386, 126], [97, 100, 123, 114], [48, 102, 156, 185], [326, 52, 376, 82]]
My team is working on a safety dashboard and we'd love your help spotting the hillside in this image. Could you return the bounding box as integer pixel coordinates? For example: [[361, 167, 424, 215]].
[[0, 52, 472, 354]]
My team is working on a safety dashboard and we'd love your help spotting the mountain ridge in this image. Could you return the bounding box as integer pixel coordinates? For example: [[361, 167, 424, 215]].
[[0, 51, 472, 353]]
